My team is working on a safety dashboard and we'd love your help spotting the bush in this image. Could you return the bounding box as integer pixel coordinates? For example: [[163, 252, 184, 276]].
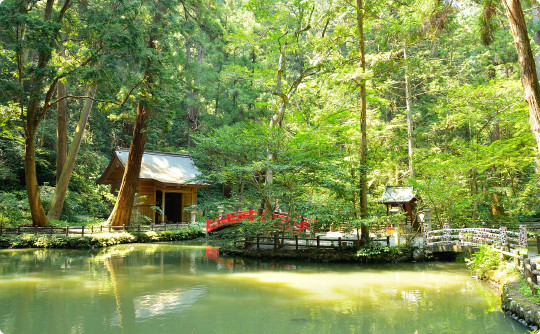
[[0, 191, 31, 226], [466, 245, 504, 278], [0, 227, 205, 249]]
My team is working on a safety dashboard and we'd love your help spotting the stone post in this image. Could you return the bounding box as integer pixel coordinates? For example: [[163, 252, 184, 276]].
[[499, 226, 508, 248], [422, 223, 429, 247], [443, 223, 451, 245], [217, 205, 224, 217], [519, 225, 528, 250]]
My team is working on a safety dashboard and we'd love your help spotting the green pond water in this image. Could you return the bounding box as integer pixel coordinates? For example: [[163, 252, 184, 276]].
[[0, 243, 528, 334]]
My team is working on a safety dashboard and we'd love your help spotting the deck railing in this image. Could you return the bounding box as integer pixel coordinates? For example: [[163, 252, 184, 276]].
[[0, 223, 192, 236], [423, 223, 527, 252], [234, 233, 391, 251]]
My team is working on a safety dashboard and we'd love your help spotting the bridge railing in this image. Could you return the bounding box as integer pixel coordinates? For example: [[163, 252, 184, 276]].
[[206, 210, 312, 233], [423, 223, 527, 251]]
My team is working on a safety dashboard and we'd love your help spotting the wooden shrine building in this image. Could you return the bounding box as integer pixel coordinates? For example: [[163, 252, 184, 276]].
[[379, 186, 420, 227], [97, 149, 205, 223]]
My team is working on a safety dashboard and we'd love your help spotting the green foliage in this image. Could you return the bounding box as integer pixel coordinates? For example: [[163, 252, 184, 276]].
[[356, 244, 403, 260], [517, 279, 540, 305], [0, 228, 205, 249], [0, 191, 31, 226], [0, 0, 538, 229], [465, 245, 504, 278]]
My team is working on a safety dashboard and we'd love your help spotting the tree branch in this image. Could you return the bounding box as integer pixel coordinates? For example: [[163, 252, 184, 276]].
[[56, 0, 72, 23], [46, 95, 124, 109]]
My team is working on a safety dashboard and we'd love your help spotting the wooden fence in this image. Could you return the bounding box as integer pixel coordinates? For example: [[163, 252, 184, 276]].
[[489, 248, 540, 296], [0, 223, 192, 237], [423, 223, 527, 252], [234, 233, 391, 251]]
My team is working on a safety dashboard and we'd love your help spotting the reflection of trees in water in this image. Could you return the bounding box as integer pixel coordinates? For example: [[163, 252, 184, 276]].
[[104, 256, 136, 334], [0, 246, 521, 334]]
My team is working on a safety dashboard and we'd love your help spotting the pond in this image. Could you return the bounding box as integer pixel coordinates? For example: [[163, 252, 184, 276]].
[[0, 243, 528, 334]]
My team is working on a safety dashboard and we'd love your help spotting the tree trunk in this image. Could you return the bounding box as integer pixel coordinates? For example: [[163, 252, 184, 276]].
[[356, 0, 369, 243], [502, 0, 540, 156], [25, 133, 49, 226], [531, 3, 540, 81], [20, 0, 58, 227], [48, 85, 97, 220], [186, 38, 201, 147], [107, 102, 151, 226], [404, 46, 415, 178], [56, 80, 67, 183]]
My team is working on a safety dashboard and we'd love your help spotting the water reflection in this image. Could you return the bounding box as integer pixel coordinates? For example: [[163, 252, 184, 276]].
[[0, 244, 528, 334]]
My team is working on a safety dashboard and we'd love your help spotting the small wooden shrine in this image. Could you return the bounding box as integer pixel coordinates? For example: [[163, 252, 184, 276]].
[[379, 186, 420, 227], [97, 148, 206, 223]]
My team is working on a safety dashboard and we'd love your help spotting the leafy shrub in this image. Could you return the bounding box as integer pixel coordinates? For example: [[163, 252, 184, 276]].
[[466, 245, 503, 278], [0, 227, 205, 249], [356, 244, 404, 261], [90, 232, 136, 247], [0, 191, 32, 226]]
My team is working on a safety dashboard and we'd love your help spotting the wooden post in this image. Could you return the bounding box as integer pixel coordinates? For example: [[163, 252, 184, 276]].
[[514, 249, 520, 267], [65, 226, 69, 236], [316, 235, 320, 248], [91, 225, 94, 234], [138, 224, 141, 233], [17, 225, 21, 235], [532, 261, 538, 285], [525, 257, 536, 295], [0, 224, 3, 236], [151, 224, 154, 231], [295, 235, 299, 250], [274, 232, 278, 251], [536, 236, 540, 254], [100, 225, 103, 233], [338, 237, 342, 248], [50, 225, 53, 235], [257, 233, 260, 251], [81, 225, 85, 237], [386, 235, 390, 246], [536, 258, 540, 286], [161, 191, 166, 223], [34, 226, 38, 234], [281, 230, 284, 245]]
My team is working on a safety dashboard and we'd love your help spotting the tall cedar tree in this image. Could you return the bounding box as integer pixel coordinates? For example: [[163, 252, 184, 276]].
[[356, 0, 369, 243], [502, 0, 540, 155]]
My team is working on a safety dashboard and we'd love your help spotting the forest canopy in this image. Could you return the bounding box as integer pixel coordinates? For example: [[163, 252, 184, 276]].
[[0, 0, 538, 228]]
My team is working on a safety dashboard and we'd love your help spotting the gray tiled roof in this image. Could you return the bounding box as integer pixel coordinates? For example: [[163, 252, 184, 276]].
[[379, 186, 418, 203], [115, 148, 202, 185]]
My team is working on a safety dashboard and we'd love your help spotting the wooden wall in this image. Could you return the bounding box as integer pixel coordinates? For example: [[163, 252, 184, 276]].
[[132, 181, 198, 223]]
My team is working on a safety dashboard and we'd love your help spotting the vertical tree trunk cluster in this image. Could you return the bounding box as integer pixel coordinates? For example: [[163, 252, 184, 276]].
[[48, 85, 97, 220]]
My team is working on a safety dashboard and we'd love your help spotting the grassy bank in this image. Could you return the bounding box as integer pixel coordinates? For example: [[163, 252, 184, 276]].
[[466, 245, 540, 330], [0, 228, 205, 249]]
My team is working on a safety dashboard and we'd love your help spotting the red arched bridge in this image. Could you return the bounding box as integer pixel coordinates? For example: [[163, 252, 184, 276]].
[[206, 210, 312, 233]]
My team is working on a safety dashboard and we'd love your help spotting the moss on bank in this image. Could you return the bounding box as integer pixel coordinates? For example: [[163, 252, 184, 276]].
[[0, 228, 205, 249]]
